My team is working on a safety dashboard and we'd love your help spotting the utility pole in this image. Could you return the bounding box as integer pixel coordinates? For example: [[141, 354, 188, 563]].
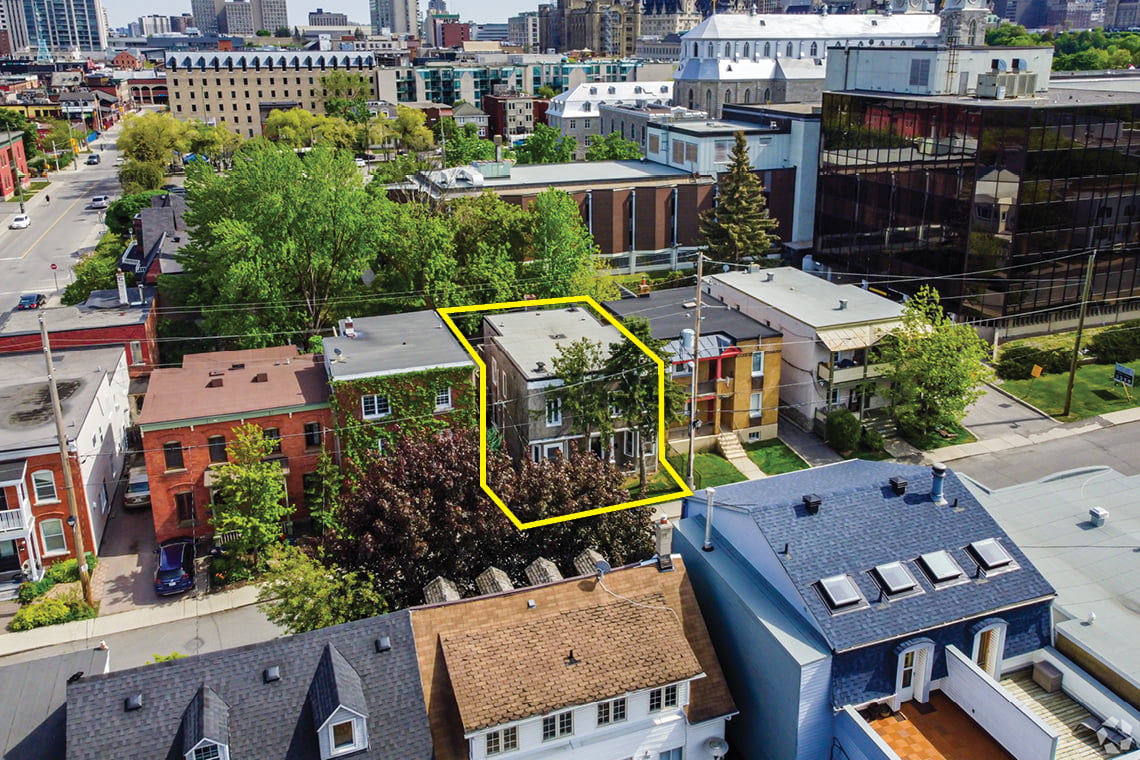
[[39, 315, 95, 607], [50, 141, 60, 172], [686, 252, 705, 489], [1062, 250, 1096, 419]]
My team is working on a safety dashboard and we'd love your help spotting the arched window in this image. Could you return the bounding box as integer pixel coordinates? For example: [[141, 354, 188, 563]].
[[810, 42, 818, 56], [786, 42, 794, 58], [688, 88, 695, 108], [893, 639, 935, 711], [743, 42, 750, 58], [968, 19, 979, 43], [763, 87, 771, 102], [743, 88, 751, 102], [705, 89, 712, 113], [707, 42, 714, 57], [970, 619, 1009, 679], [693, 42, 698, 57], [764, 42, 770, 57], [724, 89, 731, 104], [725, 42, 732, 57]]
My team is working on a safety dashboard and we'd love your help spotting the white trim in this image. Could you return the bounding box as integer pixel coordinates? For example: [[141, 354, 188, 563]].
[[31, 470, 57, 503], [38, 517, 67, 557], [971, 620, 1008, 679], [892, 641, 934, 710], [329, 360, 474, 382]]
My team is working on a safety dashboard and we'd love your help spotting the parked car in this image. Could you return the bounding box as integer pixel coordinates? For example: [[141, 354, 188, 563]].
[[9, 215, 29, 229], [16, 293, 45, 310], [86, 154, 101, 165], [88, 195, 111, 209], [154, 537, 195, 596], [123, 466, 151, 510], [354, 157, 367, 168]]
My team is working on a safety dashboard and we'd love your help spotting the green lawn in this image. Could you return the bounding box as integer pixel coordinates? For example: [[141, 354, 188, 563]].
[[667, 453, 746, 490], [1001, 358, 1140, 421], [901, 423, 977, 451], [742, 439, 809, 475], [7, 180, 49, 201]]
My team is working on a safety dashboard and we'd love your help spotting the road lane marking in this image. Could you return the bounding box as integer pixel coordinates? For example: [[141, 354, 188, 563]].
[[18, 180, 104, 260]]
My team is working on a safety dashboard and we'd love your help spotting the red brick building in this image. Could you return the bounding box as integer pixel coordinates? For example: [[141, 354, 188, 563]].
[[441, 21, 471, 48], [0, 132, 29, 202], [138, 347, 332, 544]]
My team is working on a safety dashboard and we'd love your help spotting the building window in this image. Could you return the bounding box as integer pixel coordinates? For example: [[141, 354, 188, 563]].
[[660, 749, 683, 760], [129, 340, 143, 363], [40, 518, 66, 555], [649, 684, 678, 711], [786, 42, 793, 57], [750, 392, 763, 417], [545, 397, 562, 426], [208, 435, 228, 463], [362, 394, 391, 419], [304, 421, 322, 448], [751, 351, 764, 375], [764, 42, 770, 57], [175, 491, 195, 523], [542, 711, 573, 741], [332, 720, 355, 749], [263, 427, 282, 454], [193, 744, 222, 760], [164, 441, 185, 470], [485, 726, 518, 755], [597, 697, 627, 725], [31, 470, 57, 502], [810, 41, 818, 56], [435, 386, 452, 410]]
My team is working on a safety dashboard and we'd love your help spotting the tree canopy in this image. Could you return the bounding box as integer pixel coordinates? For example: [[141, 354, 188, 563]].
[[0, 110, 40, 158], [550, 337, 612, 453], [585, 131, 642, 161], [257, 545, 387, 633], [986, 24, 1140, 70], [391, 105, 434, 153], [210, 424, 292, 559], [117, 111, 190, 165], [436, 120, 499, 167], [515, 123, 576, 164], [320, 71, 373, 125], [874, 286, 993, 438], [698, 131, 779, 263]]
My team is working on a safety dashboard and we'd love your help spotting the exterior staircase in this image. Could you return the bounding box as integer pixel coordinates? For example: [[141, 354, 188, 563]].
[[861, 412, 897, 438], [717, 432, 746, 460]]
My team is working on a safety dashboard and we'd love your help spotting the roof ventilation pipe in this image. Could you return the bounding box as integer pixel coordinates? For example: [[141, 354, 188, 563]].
[[931, 462, 948, 506]]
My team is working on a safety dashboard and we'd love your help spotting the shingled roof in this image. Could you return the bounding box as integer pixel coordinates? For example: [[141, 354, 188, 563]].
[[411, 557, 736, 760]]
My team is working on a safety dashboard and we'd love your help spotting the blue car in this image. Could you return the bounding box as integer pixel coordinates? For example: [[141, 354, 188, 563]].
[[154, 537, 195, 596]]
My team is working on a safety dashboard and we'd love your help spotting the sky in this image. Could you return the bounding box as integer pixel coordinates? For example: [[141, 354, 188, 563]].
[[108, 0, 536, 29]]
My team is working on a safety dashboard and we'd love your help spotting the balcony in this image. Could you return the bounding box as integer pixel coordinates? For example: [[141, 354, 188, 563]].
[[0, 509, 26, 533], [817, 361, 892, 385]]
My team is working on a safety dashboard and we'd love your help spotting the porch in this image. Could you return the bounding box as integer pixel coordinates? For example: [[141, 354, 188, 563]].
[[867, 691, 1016, 760]]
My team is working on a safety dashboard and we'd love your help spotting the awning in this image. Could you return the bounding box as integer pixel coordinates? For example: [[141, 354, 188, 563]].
[[816, 325, 892, 353], [0, 460, 27, 487]]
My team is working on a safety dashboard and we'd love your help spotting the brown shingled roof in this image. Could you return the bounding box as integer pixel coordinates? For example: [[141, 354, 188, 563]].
[[410, 557, 736, 760], [138, 346, 329, 426]]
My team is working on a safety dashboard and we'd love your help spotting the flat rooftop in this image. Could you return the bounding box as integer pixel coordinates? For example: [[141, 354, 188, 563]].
[[485, 307, 624, 382], [323, 310, 474, 382], [968, 468, 1140, 693], [0, 287, 154, 339], [0, 346, 126, 455], [481, 160, 698, 188], [710, 267, 904, 329], [138, 346, 328, 428], [842, 84, 1140, 108], [603, 287, 781, 343]]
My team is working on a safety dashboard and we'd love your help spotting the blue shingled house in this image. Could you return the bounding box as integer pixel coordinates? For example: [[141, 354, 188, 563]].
[[677, 460, 1062, 760]]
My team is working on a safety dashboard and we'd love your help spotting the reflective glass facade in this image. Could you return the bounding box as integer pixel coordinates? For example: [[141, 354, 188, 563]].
[[815, 92, 1140, 318]]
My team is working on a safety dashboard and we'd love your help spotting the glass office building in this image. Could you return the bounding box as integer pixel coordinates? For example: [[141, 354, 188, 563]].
[[814, 89, 1140, 319]]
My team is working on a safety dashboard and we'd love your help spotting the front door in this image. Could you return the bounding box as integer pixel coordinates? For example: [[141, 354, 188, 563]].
[[0, 539, 19, 573], [896, 645, 932, 708]]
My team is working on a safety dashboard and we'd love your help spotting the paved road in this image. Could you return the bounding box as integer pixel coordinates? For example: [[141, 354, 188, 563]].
[[949, 421, 1140, 490], [0, 136, 124, 302], [0, 604, 281, 669]]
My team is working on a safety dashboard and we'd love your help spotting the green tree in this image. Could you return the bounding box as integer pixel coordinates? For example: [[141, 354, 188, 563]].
[[256, 29, 271, 36], [180, 141, 382, 344], [515, 123, 576, 164], [369, 152, 431, 183], [274, 26, 292, 37], [527, 188, 602, 298], [391, 105, 434, 153], [321, 71, 373, 125], [825, 408, 861, 453], [117, 111, 191, 165], [305, 449, 343, 534], [550, 337, 612, 455], [258, 545, 387, 634], [874, 286, 993, 438], [439, 121, 499, 166], [605, 316, 685, 495], [209, 424, 292, 559], [263, 108, 323, 147], [61, 233, 134, 305], [537, 85, 557, 99], [0, 110, 40, 158], [118, 159, 165, 193], [698, 131, 779, 263], [105, 190, 165, 236], [585, 131, 642, 161], [187, 120, 243, 166]]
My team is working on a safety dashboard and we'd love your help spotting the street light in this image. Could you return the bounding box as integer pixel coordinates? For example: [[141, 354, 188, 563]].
[[12, 164, 25, 214]]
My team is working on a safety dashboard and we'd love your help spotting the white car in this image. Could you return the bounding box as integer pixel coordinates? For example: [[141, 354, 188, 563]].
[[9, 215, 29, 229], [88, 195, 112, 209], [355, 158, 367, 168]]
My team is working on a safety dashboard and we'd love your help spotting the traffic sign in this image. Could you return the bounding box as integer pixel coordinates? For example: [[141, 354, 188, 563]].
[[50, 263, 57, 270]]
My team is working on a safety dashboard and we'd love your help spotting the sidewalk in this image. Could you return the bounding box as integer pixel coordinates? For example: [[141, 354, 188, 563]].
[[0, 584, 262, 658], [778, 417, 844, 467]]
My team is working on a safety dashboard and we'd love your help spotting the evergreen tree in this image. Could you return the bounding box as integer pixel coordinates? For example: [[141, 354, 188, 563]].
[[698, 131, 779, 263]]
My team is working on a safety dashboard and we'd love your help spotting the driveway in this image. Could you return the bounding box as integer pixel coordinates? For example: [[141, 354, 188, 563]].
[[961, 383, 1059, 442]]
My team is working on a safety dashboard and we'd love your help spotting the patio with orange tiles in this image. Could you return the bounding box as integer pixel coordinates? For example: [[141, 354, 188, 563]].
[[869, 693, 1016, 760]]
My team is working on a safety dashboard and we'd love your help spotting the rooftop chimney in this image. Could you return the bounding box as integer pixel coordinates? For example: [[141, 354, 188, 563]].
[[802, 494, 821, 515], [655, 517, 674, 571], [838, 298, 848, 310], [344, 316, 356, 339], [116, 270, 129, 307], [930, 462, 948, 505], [889, 476, 907, 496], [423, 576, 461, 604], [475, 566, 514, 595], [525, 557, 563, 585], [574, 548, 605, 577], [765, 271, 775, 282]]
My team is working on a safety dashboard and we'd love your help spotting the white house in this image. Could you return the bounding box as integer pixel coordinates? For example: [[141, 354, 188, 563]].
[[547, 80, 675, 158]]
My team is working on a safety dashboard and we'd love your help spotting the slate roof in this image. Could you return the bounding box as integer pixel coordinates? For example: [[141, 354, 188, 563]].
[[65, 610, 432, 760], [307, 643, 367, 729], [180, 685, 229, 754], [440, 594, 703, 732], [411, 557, 736, 760], [698, 461, 1055, 652], [603, 288, 781, 343]]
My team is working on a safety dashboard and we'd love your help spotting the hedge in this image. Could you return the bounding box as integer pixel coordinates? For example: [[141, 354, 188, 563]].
[[996, 344, 1072, 380], [8, 592, 96, 632], [45, 552, 98, 584], [1087, 320, 1140, 365], [826, 408, 862, 452], [16, 577, 55, 604]]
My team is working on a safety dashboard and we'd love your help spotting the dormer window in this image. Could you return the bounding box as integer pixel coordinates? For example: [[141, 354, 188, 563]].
[[189, 743, 226, 760], [180, 686, 230, 760], [309, 643, 370, 760], [485, 726, 518, 755], [332, 720, 359, 751]]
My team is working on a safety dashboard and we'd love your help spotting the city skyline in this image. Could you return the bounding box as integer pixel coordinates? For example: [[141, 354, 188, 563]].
[[108, 0, 536, 30]]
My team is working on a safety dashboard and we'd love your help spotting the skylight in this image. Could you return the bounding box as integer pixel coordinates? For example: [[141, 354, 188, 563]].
[[919, 550, 963, 583], [873, 561, 917, 595], [820, 574, 862, 609], [969, 538, 1013, 571]]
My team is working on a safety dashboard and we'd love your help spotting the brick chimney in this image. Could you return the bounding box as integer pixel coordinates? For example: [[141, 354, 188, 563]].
[[423, 576, 461, 604], [525, 557, 563, 586], [475, 566, 514, 595]]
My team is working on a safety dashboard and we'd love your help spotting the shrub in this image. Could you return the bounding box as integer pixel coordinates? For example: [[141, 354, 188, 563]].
[[45, 552, 98, 584], [996, 344, 1071, 380], [1088, 320, 1140, 364], [8, 590, 96, 632], [148, 651, 188, 665], [825, 408, 862, 452], [862, 428, 885, 452], [16, 577, 56, 604]]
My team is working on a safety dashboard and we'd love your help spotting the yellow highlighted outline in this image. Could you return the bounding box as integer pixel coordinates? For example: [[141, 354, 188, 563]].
[[437, 296, 692, 529]]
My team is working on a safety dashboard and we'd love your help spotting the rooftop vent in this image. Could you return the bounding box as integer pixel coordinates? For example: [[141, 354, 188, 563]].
[[802, 494, 821, 515], [967, 538, 1013, 572], [124, 693, 143, 712], [230, 363, 245, 370], [765, 271, 775, 282], [838, 298, 848, 310], [889, 476, 907, 495], [1089, 506, 1109, 527], [535, 361, 547, 373], [344, 316, 356, 339], [549, 333, 567, 339], [375, 635, 392, 653], [263, 666, 281, 683], [207, 378, 223, 388], [252, 372, 268, 383], [209, 369, 224, 376]]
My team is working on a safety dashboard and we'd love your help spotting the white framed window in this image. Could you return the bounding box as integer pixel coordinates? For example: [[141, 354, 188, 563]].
[[751, 351, 764, 376], [361, 394, 391, 419], [40, 518, 66, 555], [623, 432, 656, 457], [190, 742, 224, 760], [435, 386, 452, 410], [325, 715, 367, 756], [485, 726, 518, 755], [545, 397, 562, 426], [649, 684, 678, 711], [332, 721, 355, 749], [660, 749, 683, 760], [542, 711, 573, 741], [490, 356, 498, 387], [597, 697, 627, 725], [750, 392, 763, 418], [31, 470, 57, 502]]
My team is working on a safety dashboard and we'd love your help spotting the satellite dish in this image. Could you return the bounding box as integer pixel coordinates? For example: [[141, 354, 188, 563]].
[[333, 347, 343, 356], [595, 559, 611, 578], [722, 264, 730, 273], [706, 737, 729, 759]]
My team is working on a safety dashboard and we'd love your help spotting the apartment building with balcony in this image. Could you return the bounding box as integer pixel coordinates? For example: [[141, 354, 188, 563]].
[[706, 267, 903, 435]]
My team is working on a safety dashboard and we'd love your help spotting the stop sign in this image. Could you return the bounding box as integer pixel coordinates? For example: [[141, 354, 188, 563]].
[[50, 263, 57, 270]]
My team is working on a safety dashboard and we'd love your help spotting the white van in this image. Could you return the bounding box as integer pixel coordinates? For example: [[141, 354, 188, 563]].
[[124, 466, 151, 510]]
